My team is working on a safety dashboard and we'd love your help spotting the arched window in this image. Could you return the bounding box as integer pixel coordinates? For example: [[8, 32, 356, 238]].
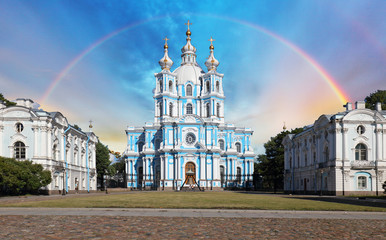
[[219, 139, 225, 150], [206, 81, 210, 93], [206, 103, 210, 117], [216, 81, 219, 92], [168, 81, 173, 93], [138, 142, 144, 152], [14, 141, 26, 159], [304, 154, 307, 166], [159, 102, 163, 116], [355, 144, 367, 161], [186, 103, 193, 114], [235, 142, 241, 153], [357, 176, 367, 189], [159, 80, 163, 92], [216, 103, 220, 117], [169, 102, 173, 117], [186, 84, 192, 96], [52, 144, 57, 160], [237, 167, 241, 184]]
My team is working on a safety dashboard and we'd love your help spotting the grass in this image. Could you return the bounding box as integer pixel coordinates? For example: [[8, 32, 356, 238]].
[[0, 192, 385, 211]]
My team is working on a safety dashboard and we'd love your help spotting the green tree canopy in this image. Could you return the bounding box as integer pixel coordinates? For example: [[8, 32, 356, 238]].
[[0, 157, 52, 195], [0, 93, 16, 107], [96, 141, 111, 188], [256, 128, 303, 193], [365, 90, 385, 110]]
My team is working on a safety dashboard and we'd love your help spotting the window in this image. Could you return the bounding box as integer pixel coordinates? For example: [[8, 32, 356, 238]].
[[159, 80, 163, 92], [216, 103, 220, 117], [355, 143, 367, 160], [168, 81, 173, 93], [185, 133, 196, 145], [138, 142, 144, 152], [235, 142, 241, 153], [219, 139, 225, 150], [186, 84, 192, 96], [313, 152, 316, 163], [304, 154, 307, 166], [206, 103, 210, 117], [169, 103, 173, 117], [206, 81, 210, 93], [357, 176, 367, 189], [159, 102, 163, 117], [14, 141, 26, 159], [186, 103, 193, 114], [52, 144, 57, 160], [216, 81, 220, 92], [357, 125, 365, 135], [237, 167, 241, 184], [289, 157, 292, 168], [15, 123, 24, 133]]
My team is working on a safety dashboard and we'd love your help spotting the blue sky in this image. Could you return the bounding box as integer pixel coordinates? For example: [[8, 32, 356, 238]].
[[0, 0, 385, 154]]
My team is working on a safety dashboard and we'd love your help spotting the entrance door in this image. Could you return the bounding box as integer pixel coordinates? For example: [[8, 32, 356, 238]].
[[185, 162, 196, 185]]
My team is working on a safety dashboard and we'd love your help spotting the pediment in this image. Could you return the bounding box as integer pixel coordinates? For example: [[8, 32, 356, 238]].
[[178, 114, 203, 123]]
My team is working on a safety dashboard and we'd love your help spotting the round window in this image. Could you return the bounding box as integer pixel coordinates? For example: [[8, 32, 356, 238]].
[[185, 133, 196, 145], [357, 125, 365, 135], [15, 122, 24, 133]]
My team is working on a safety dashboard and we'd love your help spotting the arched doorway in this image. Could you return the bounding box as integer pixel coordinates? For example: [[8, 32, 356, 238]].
[[185, 162, 196, 185]]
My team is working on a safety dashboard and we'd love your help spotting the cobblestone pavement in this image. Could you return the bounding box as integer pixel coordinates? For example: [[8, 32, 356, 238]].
[[0, 215, 385, 239]]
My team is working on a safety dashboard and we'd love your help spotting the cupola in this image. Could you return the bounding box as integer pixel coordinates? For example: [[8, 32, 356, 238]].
[[205, 37, 219, 71], [181, 20, 197, 65], [159, 37, 173, 71]]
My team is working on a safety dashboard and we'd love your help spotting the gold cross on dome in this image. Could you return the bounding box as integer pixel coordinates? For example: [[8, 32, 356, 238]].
[[185, 20, 192, 30], [209, 36, 215, 44], [163, 37, 169, 45]]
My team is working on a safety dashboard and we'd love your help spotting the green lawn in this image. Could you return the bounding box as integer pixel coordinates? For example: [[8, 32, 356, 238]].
[[0, 192, 385, 211]]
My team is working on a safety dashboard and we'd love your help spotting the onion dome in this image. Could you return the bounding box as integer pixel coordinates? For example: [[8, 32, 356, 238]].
[[159, 37, 173, 71], [181, 20, 197, 65], [205, 37, 220, 71]]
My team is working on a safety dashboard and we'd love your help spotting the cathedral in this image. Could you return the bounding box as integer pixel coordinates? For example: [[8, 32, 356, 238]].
[[123, 22, 256, 190]]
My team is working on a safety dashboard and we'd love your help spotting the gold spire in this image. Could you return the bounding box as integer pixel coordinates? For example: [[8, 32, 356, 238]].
[[163, 36, 169, 49], [185, 20, 192, 36], [283, 122, 287, 131], [209, 36, 215, 50], [89, 120, 93, 130]]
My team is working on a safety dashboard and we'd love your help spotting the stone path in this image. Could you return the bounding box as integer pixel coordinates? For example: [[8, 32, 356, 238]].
[[0, 215, 385, 239]]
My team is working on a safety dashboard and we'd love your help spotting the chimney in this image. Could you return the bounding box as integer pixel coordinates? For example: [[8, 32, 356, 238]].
[[25, 99, 34, 108], [375, 102, 382, 111], [355, 101, 365, 109], [16, 98, 26, 107], [344, 102, 352, 111]]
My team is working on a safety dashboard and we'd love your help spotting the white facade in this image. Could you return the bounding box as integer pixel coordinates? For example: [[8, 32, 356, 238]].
[[283, 101, 386, 195], [0, 98, 98, 194], [123, 24, 256, 190]]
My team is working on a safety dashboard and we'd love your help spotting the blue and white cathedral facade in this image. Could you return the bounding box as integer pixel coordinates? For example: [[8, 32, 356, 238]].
[[123, 23, 255, 190]]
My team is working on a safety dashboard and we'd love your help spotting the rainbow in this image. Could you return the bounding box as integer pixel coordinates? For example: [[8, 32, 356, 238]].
[[39, 15, 350, 105]]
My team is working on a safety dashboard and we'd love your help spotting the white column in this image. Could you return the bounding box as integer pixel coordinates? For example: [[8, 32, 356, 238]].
[[376, 127, 382, 161], [33, 125, 39, 158], [335, 128, 342, 161], [342, 128, 348, 161], [41, 126, 47, 158], [201, 155, 205, 180], [383, 129, 386, 161], [47, 125, 52, 159]]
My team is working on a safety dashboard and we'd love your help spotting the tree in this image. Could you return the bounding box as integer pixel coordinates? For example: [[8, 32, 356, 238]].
[[96, 141, 110, 189], [365, 90, 386, 110], [0, 93, 16, 107], [0, 156, 52, 195], [255, 128, 303, 193]]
